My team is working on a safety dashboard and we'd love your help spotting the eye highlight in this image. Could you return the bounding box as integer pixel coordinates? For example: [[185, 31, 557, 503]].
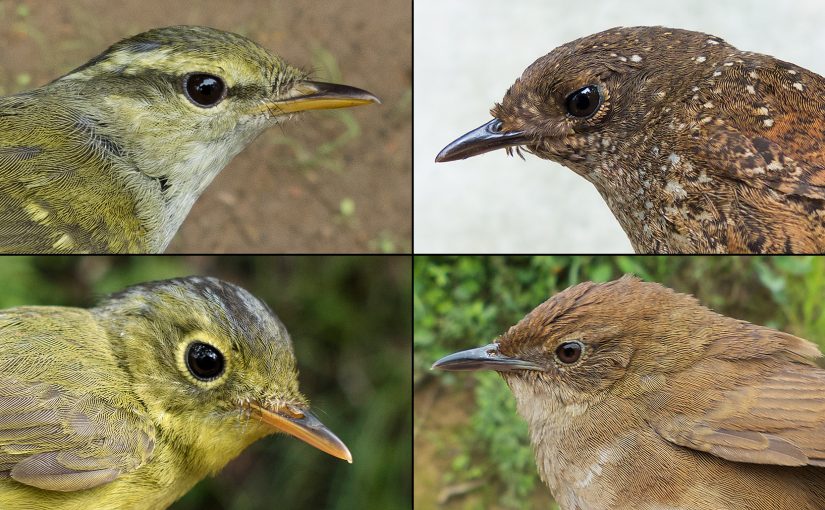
[[564, 85, 601, 118], [184, 73, 227, 108], [555, 341, 583, 364], [185, 341, 225, 380]]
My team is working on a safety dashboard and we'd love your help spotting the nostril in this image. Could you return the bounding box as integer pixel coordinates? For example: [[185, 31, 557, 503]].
[[489, 120, 503, 133]]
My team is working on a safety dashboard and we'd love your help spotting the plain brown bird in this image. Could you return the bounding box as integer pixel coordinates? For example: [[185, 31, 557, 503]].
[[435, 27, 825, 254], [433, 276, 825, 510]]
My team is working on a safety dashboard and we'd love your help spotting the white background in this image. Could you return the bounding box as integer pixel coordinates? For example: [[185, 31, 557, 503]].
[[414, 0, 825, 253]]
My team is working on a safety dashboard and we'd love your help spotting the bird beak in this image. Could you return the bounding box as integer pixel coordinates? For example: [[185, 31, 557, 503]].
[[250, 402, 353, 463], [435, 119, 526, 162], [432, 343, 543, 372], [265, 80, 380, 115]]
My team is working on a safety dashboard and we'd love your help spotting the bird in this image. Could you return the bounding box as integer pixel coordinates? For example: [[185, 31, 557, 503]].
[[435, 26, 825, 254], [0, 276, 351, 510], [0, 25, 379, 253], [433, 275, 825, 509]]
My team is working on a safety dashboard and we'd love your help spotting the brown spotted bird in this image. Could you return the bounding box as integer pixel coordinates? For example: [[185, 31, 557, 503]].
[[434, 276, 825, 510], [436, 27, 825, 254]]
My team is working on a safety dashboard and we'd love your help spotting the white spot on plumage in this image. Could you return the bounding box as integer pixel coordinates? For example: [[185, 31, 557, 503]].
[[665, 180, 687, 199]]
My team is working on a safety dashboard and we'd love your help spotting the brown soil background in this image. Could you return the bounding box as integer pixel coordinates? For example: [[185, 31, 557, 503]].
[[0, 0, 411, 253]]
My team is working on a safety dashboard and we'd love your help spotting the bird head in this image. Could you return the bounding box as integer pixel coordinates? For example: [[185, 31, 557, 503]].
[[435, 26, 732, 177], [57, 25, 378, 151], [97, 276, 351, 477], [40, 26, 378, 246], [431, 276, 817, 420]]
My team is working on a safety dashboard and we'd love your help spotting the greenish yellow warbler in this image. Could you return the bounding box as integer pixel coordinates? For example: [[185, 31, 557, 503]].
[[0, 276, 351, 510], [0, 26, 379, 253]]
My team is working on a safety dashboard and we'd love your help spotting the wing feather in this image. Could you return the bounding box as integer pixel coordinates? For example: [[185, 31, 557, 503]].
[[653, 361, 825, 467], [0, 375, 155, 491]]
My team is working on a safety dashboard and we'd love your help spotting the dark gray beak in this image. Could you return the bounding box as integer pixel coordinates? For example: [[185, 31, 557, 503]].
[[432, 343, 543, 372], [435, 119, 526, 162]]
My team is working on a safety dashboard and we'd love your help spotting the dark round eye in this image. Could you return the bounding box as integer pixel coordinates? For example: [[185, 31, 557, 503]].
[[555, 341, 583, 364], [184, 74, 226, 107], [185, 342, 225, 380], [565, 85, 600, 118]]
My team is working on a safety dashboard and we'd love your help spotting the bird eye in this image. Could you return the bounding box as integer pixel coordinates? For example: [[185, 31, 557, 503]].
[[184, 73, 226, 108], [564, 85, 600, 118], [185, 341, 225, 380], [555, 341, 583, 364]]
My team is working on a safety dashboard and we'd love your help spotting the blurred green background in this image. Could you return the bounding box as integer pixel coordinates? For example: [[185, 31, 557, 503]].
[[0, 255, 411, 510], [414, 256, 825, 510]]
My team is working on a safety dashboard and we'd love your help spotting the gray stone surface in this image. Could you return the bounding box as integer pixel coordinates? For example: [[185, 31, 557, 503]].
[[414, 0, 825, 253]]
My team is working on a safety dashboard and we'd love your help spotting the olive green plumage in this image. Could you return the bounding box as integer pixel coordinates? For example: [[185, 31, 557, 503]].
[[0, 276, 350, 510], [0, 26, 378, 253]]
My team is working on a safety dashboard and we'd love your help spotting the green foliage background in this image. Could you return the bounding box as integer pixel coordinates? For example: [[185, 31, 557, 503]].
[[414, 256, 825, 510], [0, 255, 411, 510]]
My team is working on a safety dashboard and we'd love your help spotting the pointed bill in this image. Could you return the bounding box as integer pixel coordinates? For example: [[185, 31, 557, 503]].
[[435, 119, 526, 162], [251, 403, 353, 463], [432, 343, 543, 372], [265, 80, 380, 115]]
